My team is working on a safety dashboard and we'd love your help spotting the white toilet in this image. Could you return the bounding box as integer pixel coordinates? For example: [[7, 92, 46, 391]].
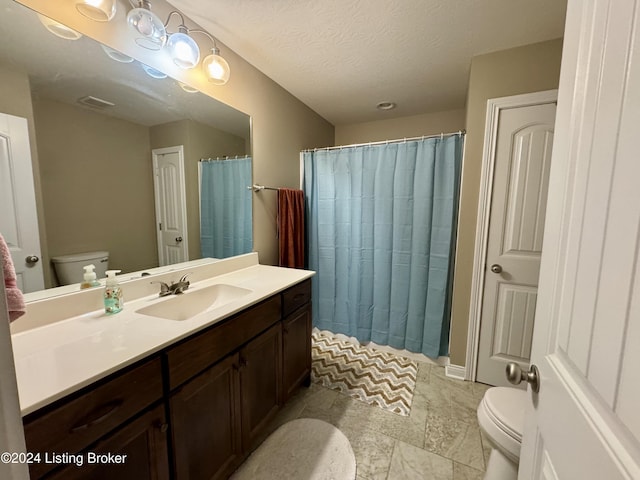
[[51, 251, 109, 285], [477, 386, 527, 480]]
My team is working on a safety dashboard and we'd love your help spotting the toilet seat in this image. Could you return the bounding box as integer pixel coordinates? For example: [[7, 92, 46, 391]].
[[477, 387, 527, 464]]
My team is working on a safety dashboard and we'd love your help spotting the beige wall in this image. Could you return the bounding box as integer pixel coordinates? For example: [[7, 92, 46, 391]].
[[18, 0, 335, 267], [150, 119, 247, 261], [449, 38, 563, 366], [335, 109, 466, 145], [33, 98, 158, 279], [0, 64, 50, 286]]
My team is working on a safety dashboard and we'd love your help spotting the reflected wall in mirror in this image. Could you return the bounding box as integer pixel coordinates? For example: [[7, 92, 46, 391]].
[[0, 0, 252, 294]]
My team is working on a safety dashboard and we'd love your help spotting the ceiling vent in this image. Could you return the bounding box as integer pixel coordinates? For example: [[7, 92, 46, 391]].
[[77, 95, 115, 109]]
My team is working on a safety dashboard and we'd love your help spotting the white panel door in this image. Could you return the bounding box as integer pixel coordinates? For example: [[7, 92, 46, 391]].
[[476, 99, 556, 387], [519, 0, 640, 478], [152, 146, 188, 266], [0, 112, 44, 293]]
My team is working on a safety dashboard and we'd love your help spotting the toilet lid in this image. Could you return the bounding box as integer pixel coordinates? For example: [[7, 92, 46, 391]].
[[482, 387, 527, 442]]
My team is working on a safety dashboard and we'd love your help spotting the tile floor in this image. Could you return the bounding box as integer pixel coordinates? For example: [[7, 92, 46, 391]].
[[260, 362, 493, 480]]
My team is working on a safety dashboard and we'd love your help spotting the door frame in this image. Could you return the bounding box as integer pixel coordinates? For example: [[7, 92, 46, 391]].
[[152, 145, 189, 266], [465, 89, 558, 382]]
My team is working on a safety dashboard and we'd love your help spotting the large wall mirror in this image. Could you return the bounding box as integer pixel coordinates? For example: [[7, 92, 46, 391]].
[[0, 0, 252, 296]]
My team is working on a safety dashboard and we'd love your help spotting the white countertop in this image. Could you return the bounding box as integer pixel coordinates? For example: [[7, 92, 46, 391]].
[[12, 257, 314, 416]]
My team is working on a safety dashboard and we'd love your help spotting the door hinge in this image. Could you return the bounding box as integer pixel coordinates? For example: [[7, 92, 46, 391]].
[[159, 223, 162, 231]]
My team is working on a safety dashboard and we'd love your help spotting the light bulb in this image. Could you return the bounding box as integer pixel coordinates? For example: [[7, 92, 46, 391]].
[[127, 7, 167, 50], [166, 32, 200, 69], [202, 50, 230, 85], [75, 0, 116, 22]]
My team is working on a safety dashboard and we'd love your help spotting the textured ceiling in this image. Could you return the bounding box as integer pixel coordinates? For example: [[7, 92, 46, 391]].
[[168, 0, 567, 126]]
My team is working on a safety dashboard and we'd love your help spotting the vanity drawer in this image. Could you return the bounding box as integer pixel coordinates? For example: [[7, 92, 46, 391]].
[[166, 295, 282, 390], [23, 357, 163, 479], [282, 279, 311, 317]]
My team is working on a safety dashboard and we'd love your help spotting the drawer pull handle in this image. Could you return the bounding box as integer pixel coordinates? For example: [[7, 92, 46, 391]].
[[70, 400, 123, 433], [293, 293, 306, 301]]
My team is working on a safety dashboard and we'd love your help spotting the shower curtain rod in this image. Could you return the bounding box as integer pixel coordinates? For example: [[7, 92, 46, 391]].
[[302, 130, 466, 153], [199, 154, 251, 162]]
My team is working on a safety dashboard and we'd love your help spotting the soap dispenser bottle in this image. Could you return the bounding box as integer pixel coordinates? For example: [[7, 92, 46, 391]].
[[80, 264, 101, 289], [104, 270, 123, 315]]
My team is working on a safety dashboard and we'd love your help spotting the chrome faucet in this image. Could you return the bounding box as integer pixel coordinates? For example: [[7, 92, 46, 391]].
[[151, 273, 191, 297]]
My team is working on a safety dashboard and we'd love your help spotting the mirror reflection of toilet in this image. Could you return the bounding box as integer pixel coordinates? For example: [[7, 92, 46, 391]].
[[51, 251, 109, 285], [477, 387, 527, 480]]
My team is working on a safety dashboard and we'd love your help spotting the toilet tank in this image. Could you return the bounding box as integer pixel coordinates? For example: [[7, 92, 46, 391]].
[[51, 251, 109, 286]]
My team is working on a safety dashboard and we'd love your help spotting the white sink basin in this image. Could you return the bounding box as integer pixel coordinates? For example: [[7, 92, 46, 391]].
[[136, 284, 252, 321]]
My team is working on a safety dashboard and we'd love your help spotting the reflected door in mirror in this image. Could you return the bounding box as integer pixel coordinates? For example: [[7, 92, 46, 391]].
[[0, 112, 44, 292]]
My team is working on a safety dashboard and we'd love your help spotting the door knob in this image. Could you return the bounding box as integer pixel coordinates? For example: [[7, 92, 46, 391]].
[[506, 362, 540, 393], [175, 236, 183, 243], [25, 255, 40, 264], [490, 264, 503, 274]]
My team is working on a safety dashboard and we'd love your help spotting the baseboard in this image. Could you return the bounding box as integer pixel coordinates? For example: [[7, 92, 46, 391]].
[[445, 364, 467, 381]]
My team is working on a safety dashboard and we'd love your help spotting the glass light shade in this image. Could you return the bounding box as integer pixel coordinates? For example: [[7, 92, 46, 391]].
[[178, 82, 198, 93], [127, 7, 167, 50], [76, 0, 116, 22], [101, 45, 134, 63], [203, 51, 230, 85], [166, 32, 200, 69], [141, 64, 167, 79], [37, 14, 82, 40]]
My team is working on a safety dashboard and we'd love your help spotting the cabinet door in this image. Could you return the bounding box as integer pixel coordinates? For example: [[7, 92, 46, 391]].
[[46, 404, 169, 480], [170, 353, 242, 480], [282, 304, 312, 401], [239, 322, 282, 450]]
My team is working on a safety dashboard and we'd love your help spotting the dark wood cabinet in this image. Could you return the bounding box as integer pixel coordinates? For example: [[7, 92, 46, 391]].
[[47, 404, 170, 480], [282, 303, 312, 401], [23, 358, 164, 479], [239, 322, 282, 450], [22, 279, 312, 480], [170, 353, 242, 480]]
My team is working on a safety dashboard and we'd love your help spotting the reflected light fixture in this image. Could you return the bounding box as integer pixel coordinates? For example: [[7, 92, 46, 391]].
[[37, 14, 83, 40], [75, 0, 116, 22], [190, 29, 231, 85], [141, 63, 168, 79], [376, 101, 396, 111], [101, 45, 134, 63], [127, 0, 167, 50], [165, 12, 199, 69], [178, 82, 198, 93]]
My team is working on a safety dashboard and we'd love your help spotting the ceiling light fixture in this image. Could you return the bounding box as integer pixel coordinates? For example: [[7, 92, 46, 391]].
[[75, 0, 116, 22], [37, 14, 83, 40], [127, 0, 167, 50]]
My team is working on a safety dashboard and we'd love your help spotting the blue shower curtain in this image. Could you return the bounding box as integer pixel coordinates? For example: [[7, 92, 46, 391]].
[[303, 136, 463, 358], [200, 157, 252, 258]]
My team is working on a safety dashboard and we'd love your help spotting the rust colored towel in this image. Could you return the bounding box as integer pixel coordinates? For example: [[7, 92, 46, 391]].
[[277, 188, 305, 268], [0, 233, 26, 322]]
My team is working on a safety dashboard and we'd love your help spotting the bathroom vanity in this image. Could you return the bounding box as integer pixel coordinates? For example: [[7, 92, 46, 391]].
[[11, 254, 313, 480]]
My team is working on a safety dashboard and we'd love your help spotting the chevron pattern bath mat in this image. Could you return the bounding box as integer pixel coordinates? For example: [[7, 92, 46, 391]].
[[311, 330, 418, 416]]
